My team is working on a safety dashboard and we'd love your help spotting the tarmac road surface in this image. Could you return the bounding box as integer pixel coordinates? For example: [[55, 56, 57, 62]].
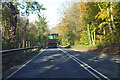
[[4, 47, 119, 79]]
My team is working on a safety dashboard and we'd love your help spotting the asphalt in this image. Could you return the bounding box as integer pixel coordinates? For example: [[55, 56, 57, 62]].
[[63, 48, 119, 78], [3, 48, 120, 79]]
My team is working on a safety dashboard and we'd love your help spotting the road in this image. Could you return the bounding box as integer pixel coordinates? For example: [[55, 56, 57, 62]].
[[4, 47, 119, 79]]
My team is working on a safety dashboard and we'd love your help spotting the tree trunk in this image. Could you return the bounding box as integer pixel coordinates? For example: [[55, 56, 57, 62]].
[[93, 31, 96, 45], [22, 39, 25, 48], [103, 27, 105, 35], [97, 3, 102, 11], [9, 2, 17, 42], [87, 24, 92, 45], [110, 1, 115, 28], [28, 41, 30, 47], [107, 8, 113, 34], [91, 32, 93, 45]]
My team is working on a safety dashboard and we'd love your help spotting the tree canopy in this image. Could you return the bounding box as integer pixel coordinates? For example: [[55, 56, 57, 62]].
[[57, 2, 120, 47], [1, 1, 48, 50]]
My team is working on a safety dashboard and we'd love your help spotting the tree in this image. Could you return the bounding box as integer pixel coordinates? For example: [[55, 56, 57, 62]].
[[35, 14, 48, 45], [1, 1, 48, 49], [57, 1, 120, 47]]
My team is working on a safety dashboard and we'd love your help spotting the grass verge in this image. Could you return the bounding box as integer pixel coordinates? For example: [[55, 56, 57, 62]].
[[69, 44, 120, 63], [70, 44, 97, 50], [2, 49, 40, 73]]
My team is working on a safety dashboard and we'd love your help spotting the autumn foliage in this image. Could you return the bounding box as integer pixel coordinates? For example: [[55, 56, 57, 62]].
[[57, 2, 120, 47]]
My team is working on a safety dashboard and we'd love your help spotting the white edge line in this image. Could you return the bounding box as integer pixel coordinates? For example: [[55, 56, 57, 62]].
[[59, 48, 110, 80], [71, 49, 119, 64], [58, 48, 101, 80], [69, 49, 111, 80], [71, 55, 110, 80], [6, 49, 45, 79]]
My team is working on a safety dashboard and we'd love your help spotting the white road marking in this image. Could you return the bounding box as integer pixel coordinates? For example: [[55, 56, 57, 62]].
[[71, 49, 119, 64], [58, 48, 110, 80], [6, 49, 46, 79]]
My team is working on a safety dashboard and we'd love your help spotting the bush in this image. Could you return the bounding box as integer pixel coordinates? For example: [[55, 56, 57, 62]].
[[80, 31, 89, 45]]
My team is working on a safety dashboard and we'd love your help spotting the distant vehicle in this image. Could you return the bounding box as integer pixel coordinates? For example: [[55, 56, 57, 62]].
[[48, 33, 58, 48]]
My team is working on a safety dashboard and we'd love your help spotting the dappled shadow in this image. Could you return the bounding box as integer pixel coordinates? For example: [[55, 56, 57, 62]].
[[88, 56, 104, 62], [86, 47, 120, 63], [2, 50, 39, 73], [64, 49, 119, 78], [9, 48, 94, 78], [4, 48, 119, 78]]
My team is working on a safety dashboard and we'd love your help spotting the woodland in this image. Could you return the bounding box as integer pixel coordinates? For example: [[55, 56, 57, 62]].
[[56, 2, 120, 48], [1, 1, 48, 50], [1, 1, 120, 50]]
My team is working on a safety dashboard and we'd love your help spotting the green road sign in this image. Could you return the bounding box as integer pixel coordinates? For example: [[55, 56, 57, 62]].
[[54, 35, 58, 39], [48, 35, 53, 39], [48, 34, 58, 39]]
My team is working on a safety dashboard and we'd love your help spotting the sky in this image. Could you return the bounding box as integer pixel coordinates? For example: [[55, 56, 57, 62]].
[[28, 0, 75, 29]]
